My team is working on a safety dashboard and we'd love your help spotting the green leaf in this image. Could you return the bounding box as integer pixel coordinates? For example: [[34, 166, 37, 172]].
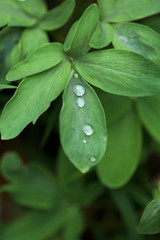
[[0, 0, 37, 27], [60, 70, 107, 173], [112, 22, 160, 68], [63, 207, 84, 240], [0, 206, 69, 240], [98, 0, 116, 21], [136, 95, 160, 143], [20, 27, 49, 60], [0, 27, 22, 84], [0, 152, 61, 209], [7, 43, 65, 81], [106, 0, 160, 22], [90, 21, 113, 49], [75, 50, 160, 97], [97, 90, 132, 124], [64, 4, 99, 57], [97, 107, 142, 188], [40, 0, 75, 31], [0, 84, 16, 90], [17, 0, 47, 19], [137, 199, 160, 234], [1, 60, 71, 140]]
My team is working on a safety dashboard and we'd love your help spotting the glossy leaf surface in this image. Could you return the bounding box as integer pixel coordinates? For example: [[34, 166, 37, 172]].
[[64, 4, 99, 57], [97, 107, 142, 188], [7, 43, 65, 81], [106, 0, 160, 22], [60, 71, 107, 172], [1, 60, 71, 139], [40, 0, 75, 31], [90, 21, 113, 49], [137, 199, 160, 234], [136, 95, 160, 143], [75, 50, 160, 97], [112, 22, 160, 67]]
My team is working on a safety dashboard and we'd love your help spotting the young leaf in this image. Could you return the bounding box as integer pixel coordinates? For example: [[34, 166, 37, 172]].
[[90, 21, 113, 49], [0, 0, 37, 27], [64, 4, 99, 57], [60, 71, 107, 173], [75, 50, 160, 97], [136, 95, 160, 143], [0, 84, 16, 90], [0, 60, 71, 140], [20, 28, 49, 60], [40, 0, 75, 31], [7, 43, 65, 81], [106, 0, 160, 22], [97, 107, 142, 188], [0, 152, 61, 209], [137, 199, 160, 234], [112, 22, 160, 68]]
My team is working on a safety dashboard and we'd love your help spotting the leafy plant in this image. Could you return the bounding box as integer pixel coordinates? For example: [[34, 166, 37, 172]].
[[0, 0, 160, 239]]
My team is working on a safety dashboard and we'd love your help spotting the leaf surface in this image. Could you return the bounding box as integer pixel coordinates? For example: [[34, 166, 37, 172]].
[[60, 71, 107, 172], [75, 50, 160, 97], [97, 107, 142, 188], [1, 60, 71, 139], [7, 43, 65, 81]]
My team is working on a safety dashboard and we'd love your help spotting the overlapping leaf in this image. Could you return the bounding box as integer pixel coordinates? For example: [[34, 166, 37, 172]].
[[1, 60, 71, 139], [75, 50, 160, 97]]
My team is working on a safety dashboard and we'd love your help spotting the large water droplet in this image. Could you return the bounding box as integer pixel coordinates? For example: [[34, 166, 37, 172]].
[[91, 156, 96, 162], [74, 73, 78, 79], [82, 124, 94, 136], [76, 97, 85, 108], [73, 85, 85, 97]]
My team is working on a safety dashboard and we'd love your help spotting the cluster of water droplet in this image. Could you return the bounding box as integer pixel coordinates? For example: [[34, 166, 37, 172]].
[[73, 72, 96, 164]]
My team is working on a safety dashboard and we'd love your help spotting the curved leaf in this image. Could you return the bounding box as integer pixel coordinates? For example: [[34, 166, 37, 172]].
[[60, 70, 107, 173], [90, 21, 113, 49], [136, 95, 160, 143], [97, 107, 142, 188], [40, 0, 75, 31], [137, 199, 160, 234], [64, 4, 99, 57], [112, 22, 160, 68], [75, 50, 160, 97], [1, 60, 71, 140], [7, 43, 65, 81], [106, 0, 160, 22]]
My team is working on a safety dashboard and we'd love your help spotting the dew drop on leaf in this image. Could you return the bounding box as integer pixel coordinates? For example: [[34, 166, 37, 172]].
[[74, 73, 78, 79], [76, 97, 85, 108], [83, 139, 87, 143], [91, 156, 96, 162], [73, 85, 85, 96], [82, 124, 94, 136]]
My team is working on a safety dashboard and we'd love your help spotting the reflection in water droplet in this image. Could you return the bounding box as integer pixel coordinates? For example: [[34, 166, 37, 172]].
[[76, 97, 85, 108], [83, 139, 87, 143], [91, 156, 96, 162], [73, 85, 85, 96], [82, 124, 94, 136], [74, 73, 78, 79]]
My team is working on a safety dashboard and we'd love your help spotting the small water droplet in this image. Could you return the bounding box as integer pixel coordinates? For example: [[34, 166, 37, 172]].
[[74, 73, 78, 79], [76, 97, 85, 108], [73, 85, 85, 96], [83, 139, 87, 143], [91, 156, 96, 162], [18, 0, 26, 1], [82, 124, 94, 136]]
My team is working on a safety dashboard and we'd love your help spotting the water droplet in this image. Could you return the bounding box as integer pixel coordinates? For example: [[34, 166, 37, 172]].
[[74, 73, 78, 79], [91, 156, 96, 162], [18, 0, 26, 1], [83, 139, 87, 143], [82, 124, 94, 136], [73, 85, 85, 96], [76, 97, 85, 108]]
